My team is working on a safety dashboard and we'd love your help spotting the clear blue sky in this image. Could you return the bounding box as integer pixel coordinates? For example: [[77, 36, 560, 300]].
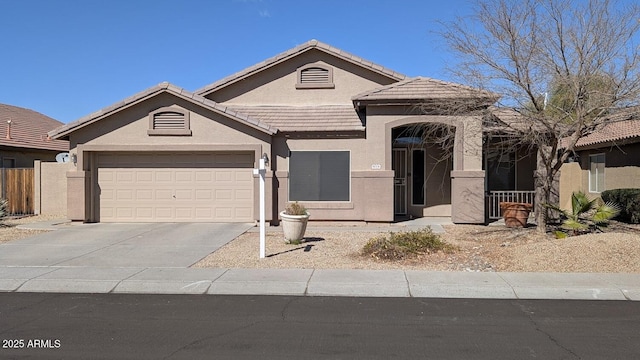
[[1, 0, 473, 123]]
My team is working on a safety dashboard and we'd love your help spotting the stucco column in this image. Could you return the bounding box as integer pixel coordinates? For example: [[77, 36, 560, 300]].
[[451, 116, 485, 224], [34, 160, 41, 215], [67, 171, 88, 221], [360, 170, 395, 222]]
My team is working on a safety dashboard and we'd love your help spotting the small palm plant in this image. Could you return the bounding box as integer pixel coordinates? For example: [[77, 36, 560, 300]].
[[547, 191, 619, 238], [0, 199, 8, 226]]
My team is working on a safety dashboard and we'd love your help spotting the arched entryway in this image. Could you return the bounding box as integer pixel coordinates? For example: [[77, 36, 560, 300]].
[[384, 115, 485, 224], [391, 124, 454, 219]]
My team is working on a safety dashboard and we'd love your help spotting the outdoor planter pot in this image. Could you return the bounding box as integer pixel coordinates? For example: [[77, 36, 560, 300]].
[[500, 202, 533, 228], [280, 211, 310, 244]]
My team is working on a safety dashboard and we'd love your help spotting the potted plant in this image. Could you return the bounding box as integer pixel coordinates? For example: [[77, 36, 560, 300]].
[[499, 201, 533, 228], [280, 202, 310, 244]]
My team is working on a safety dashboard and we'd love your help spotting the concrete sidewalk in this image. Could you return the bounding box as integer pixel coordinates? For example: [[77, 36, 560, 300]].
[[3, 218, 640, 300], [1, 266, 639, 300]]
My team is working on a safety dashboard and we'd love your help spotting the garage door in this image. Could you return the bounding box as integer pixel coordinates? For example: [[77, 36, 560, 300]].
[[97, 152, 254, 222]]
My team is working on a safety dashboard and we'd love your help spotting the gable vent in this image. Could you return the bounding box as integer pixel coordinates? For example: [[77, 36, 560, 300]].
[[153, 111, 185, 129], [148, 107, 191, 136], [300, 67, 330, 84], [296, 63, 335, 89]]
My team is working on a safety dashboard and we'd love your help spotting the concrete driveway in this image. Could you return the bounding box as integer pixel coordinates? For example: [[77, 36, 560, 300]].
[[0, 223, 252, 268]]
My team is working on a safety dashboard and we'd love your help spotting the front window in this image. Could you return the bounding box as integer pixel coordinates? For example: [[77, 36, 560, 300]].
[[289, 151, 350, 201], [411, 149, 425, 205], [589, 153, 605, 193]]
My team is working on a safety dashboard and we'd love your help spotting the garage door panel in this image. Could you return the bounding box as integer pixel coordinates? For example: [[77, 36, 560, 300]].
[[116, 189, 134, 201], [175, 208, 193, 219], [236, 189, 252, 200], [97, 152, 254, 222], [116, 207, 134, 219], [136, 208, 153, 218], [195, 189, 213, 200], [195, 171, 213, 182], [175, 189, 193, 200], [136, 189, 153, 200], [236, 206, 252, 215], [155, 189, 173, 200], [155, 171, 173, 182], [175, 171, 193, 182], [136, 171, 153, 182]]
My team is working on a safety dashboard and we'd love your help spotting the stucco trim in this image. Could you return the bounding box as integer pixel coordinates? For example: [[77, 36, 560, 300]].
[[450, 170, 485, 178], [384, 115, 461, 171], [78, 143, 262, 154], [76, 143, 264, 171], [351, 170, 394, 178], [299, 202, 354, 210]]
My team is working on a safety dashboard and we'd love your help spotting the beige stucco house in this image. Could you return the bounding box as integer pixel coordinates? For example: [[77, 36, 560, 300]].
[[559, 110, 640, 209], [49, 40, 499, 224]]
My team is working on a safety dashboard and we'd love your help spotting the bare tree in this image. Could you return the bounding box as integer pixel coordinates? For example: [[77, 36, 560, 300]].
[[440, 0, 640, 231]]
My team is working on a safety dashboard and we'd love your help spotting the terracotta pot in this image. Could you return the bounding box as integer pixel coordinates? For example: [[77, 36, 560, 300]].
[[280, 211, 310, 243], [499, 202, 533, 228]]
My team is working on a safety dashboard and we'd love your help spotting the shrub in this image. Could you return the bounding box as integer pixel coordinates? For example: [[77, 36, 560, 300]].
[[547, 191, 619, 237], [362, 227, 457, 260], [283, 202, 308, 216], [0, 199, 7, 223], [601, 188, 640, 224]]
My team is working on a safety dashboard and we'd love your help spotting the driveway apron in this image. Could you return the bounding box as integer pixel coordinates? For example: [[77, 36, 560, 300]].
[[0, 223, 252, 268]]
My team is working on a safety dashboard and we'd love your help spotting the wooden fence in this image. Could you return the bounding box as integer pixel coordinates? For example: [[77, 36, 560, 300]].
[[0, 168, 34, 215]]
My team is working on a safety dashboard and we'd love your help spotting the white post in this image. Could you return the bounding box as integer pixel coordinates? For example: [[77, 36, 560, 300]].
[[258, 157, 266, 259]]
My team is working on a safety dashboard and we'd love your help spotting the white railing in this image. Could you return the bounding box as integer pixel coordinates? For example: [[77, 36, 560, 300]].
[[488, 191, 536, 220]]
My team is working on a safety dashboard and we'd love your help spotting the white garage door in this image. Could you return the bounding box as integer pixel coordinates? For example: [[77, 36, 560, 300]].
[[97, 152, 254, 222]]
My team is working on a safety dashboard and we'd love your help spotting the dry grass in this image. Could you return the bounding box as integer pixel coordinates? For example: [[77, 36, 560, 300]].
[[195, 221, 640, 273]]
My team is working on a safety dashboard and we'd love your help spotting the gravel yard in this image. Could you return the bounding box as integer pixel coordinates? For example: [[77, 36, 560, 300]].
[[194, 222, 640, 273], [0, 215, 65, 244], [2, 215, 639, 273]]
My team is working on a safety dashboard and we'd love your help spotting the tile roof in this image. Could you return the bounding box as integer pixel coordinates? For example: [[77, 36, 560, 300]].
[[226, 105, 364, 132], [488, 106, 640, 148], [49, 82, 278, 139], [195, 39, 406, 96], [574, 109, 640, 148], [352, 77, 498, 102], [0, 103, 68, 152]]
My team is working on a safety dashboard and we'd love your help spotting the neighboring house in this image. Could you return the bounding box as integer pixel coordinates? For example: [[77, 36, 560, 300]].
[[49, 40, 498, 224], [0, 103, 69, 167], [559, 109, 640, 209]]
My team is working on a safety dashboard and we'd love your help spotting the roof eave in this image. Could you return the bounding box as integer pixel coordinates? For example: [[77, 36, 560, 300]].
[[353, 96, 498, 108], [49, 83, 278, 140]]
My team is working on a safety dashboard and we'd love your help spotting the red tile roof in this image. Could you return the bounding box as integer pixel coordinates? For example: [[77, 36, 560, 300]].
[[227, 105, 363, 132], [574, 116, 640, 148], [489, 106, 640, 149], [0, 103, 68, 152]]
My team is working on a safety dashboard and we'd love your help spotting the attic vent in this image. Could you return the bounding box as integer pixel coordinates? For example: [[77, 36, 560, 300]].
[[153, 111, 185, 129], [296, 63, 334, 89], [147, 107, 192, 136]]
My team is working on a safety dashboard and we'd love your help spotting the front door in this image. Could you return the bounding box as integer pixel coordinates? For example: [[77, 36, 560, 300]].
[[392, 148, 407, 215]]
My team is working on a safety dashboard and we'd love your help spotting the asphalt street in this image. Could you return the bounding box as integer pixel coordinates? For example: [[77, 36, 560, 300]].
[[1, 293, 639, 359]]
